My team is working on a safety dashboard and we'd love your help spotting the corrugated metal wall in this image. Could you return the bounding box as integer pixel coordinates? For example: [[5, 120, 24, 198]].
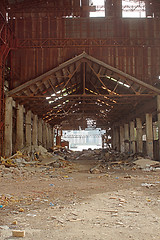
[[10, 17, 160, 88]]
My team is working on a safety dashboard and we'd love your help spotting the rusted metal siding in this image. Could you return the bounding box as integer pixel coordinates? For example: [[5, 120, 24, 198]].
[[10, 17, 160, 89]]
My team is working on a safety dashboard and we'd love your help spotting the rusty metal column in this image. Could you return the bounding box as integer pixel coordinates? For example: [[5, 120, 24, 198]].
[[32, 114, 38, 146], [157, 95, 160, 160], [26, 110, 32, 147], [124, 123, 129, 153], [120, 125, 124, 152], [0, 56, 4, 155], [146, 113, 153, 159], [130, 121, 136, 154], [4, 97, 13, 157], [16, 104, 24, 151], [136, 118, 143, 153], [81, 0, 89, 17]]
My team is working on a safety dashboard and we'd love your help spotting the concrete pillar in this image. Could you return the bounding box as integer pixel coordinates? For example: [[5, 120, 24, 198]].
[[136, 118, 143, 153], [157, 95, 160, 160], [111, 126, 116, 149], [124, 123, 129, 153], [52, 127, 55, 146], [4, 97, 13, 157], [32, 114, 38, 146], [115, 127, 120, 151], [46, 124, 49, 149], [25, 110, 32, 147], [130, 121, 136, 154], [48, 125, 51, 148], [51, 126, 53, 147], [119, 125, 124, 152], [38, 118, 42, 145], [153, 124, 157, 140], [16, 104, 24, 151], [42, 121, 47, 148], [146, 113, 153, 159]]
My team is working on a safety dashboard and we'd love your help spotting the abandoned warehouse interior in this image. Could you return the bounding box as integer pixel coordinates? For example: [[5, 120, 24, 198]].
[[1, 1, 160, 239], [1, 0, 160, 159]]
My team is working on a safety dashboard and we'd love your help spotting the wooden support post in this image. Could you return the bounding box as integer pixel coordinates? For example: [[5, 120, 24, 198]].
[[146, 113, 153, 159], [4, 97, 13, 157], [157, 95, 160, 160], [25, 110, 32, 147], [130, 121, 135, 154], [16, 104, 24, 151], [136, 118, 143, 153], [124, 123, 129, 153]]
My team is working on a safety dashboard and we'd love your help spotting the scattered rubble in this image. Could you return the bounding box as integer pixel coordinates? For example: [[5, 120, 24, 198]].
[[1, 147, 160, 178], [73, 149, 160, 174]]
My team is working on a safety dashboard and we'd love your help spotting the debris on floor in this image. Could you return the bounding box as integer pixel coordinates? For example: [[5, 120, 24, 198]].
[[1, 147, 160, 179]]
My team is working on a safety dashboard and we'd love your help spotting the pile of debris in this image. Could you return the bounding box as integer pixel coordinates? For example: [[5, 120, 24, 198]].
[[0, 145, 73, 177], [74, 149, 160, 174]]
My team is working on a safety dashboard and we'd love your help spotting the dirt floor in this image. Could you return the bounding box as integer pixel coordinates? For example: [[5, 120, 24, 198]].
[[0, 155, 160, 240]]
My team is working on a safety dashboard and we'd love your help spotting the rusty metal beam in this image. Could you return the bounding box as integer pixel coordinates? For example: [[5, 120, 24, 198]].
[[16, 37, 160, 48], [12, 93, 156, 99]]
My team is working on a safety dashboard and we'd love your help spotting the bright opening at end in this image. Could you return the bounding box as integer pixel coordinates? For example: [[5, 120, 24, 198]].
[[122, 0, 146, 18], [90, 0, 105, 17], [62, 129, 106, 151]]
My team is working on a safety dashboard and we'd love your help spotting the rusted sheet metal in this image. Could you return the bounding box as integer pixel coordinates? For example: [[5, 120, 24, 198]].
[[9, 17, 160, 88], [10, 45, 160, 88], [10, 17, 160, 39]]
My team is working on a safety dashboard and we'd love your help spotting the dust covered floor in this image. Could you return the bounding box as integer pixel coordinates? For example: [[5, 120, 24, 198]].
[[0, 152, 160, 240]]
